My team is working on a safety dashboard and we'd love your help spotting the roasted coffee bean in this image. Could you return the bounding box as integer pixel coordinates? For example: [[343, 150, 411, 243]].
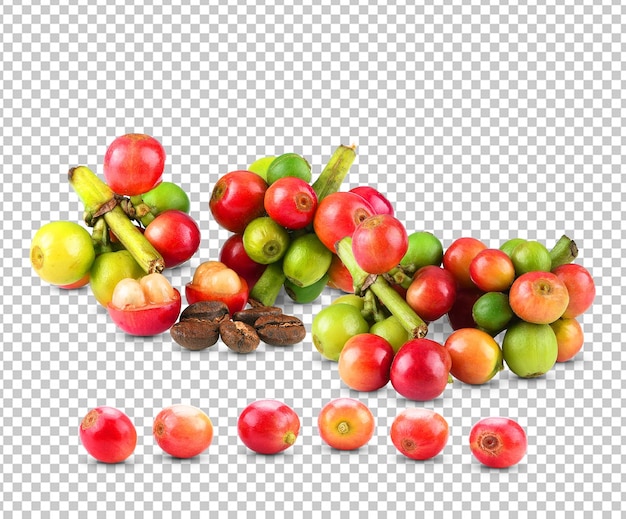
[[180, 300, 230, 325], [219, 320, 260, 353], [170, 319, 220, 351], [254, 314, 306, 346], [232, 306, 282, 326]]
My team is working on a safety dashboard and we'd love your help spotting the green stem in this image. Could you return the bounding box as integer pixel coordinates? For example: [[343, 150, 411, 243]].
[[369, 277, 428, 338], [549, 235, 578, 269], [311, 144, 357, 201], [362, 290, 388, 323], [385, 267, 414, 290], [138, 210, 156, 227], [249, 261, 286, 307], [128, 196, 156, 226], [336, 237, 428, 338], [90, 217, 115, 255], [68, 166, 165, 273]]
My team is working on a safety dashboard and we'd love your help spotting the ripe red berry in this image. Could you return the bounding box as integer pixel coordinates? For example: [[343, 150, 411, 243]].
[[469, 417, 527, 468]]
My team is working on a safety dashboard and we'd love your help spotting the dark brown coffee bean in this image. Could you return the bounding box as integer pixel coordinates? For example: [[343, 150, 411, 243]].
[[219, 320, 260, 353], [254, 314, 306, 346], [232, 306, 282, 326], [180, 300, 230, 324], [170, 319, 220, 351]]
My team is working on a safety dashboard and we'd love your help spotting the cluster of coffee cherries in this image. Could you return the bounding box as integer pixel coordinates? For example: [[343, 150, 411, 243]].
[[30, 134, 202, 336]]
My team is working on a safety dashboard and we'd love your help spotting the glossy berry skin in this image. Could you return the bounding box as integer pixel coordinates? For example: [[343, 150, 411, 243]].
[[30, 221, 96, 287], [369, 315, 412, 354], [351, 214, 409, 274], [350, 186, 394, 216], [317, 398, 375, 451], [443, 237, 488, 290], [238, 400, 300, 455], [508, 271, 570, 324], [266, 153, 312, 184], [502, 321, 558, 378], [551, 263, 596, 318], [242, 216, 291, 265], [338, 333, 395, 391], [390, 408, 449, 460], [469, 417, 527, 468], [390, 338, 452, 401], [550, 317, 584, 362], [79, 407, 137, 463], [510, 240, 552, 276], [107, 274, 182, 336], [219, 233, 267, 290], [469, 248, 516, 292], [326, 254, 354, 293], [313, 192, 375, 253], [471, 291, 514, 336], [58, 272, 90, 290], [401, 231, 444, 271], [406, 266, 457, 322], [153, 404, 214, 459], [264, 176, 318, 230], [108, 289, 182, 336], [312, 303, 370, 362], [143, 210, 201, 268], [209, 170, 268, 233], [103, 133, 165, 196], [133, 181, 191, 224], [444, 328, 503, 385]]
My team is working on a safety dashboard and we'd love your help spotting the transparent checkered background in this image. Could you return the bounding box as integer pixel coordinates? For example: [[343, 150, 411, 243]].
[[2, 1, 624, 517]]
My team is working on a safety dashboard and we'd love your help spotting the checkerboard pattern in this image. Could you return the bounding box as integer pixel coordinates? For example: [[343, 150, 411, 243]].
[[2, 1, 625, 517]]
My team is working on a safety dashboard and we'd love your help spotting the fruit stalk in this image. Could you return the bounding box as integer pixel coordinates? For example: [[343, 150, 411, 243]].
[[311, 144, 357, 201], [361, 290, 388, 323], [549, 235, 578, 269], [90, 217, 115, 256], [249, 261, 287, 307], [336, 237, 428, 338], [128, 195, 157, 226], [385, 266, 414, 290], [68, 166, 165, 273]]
